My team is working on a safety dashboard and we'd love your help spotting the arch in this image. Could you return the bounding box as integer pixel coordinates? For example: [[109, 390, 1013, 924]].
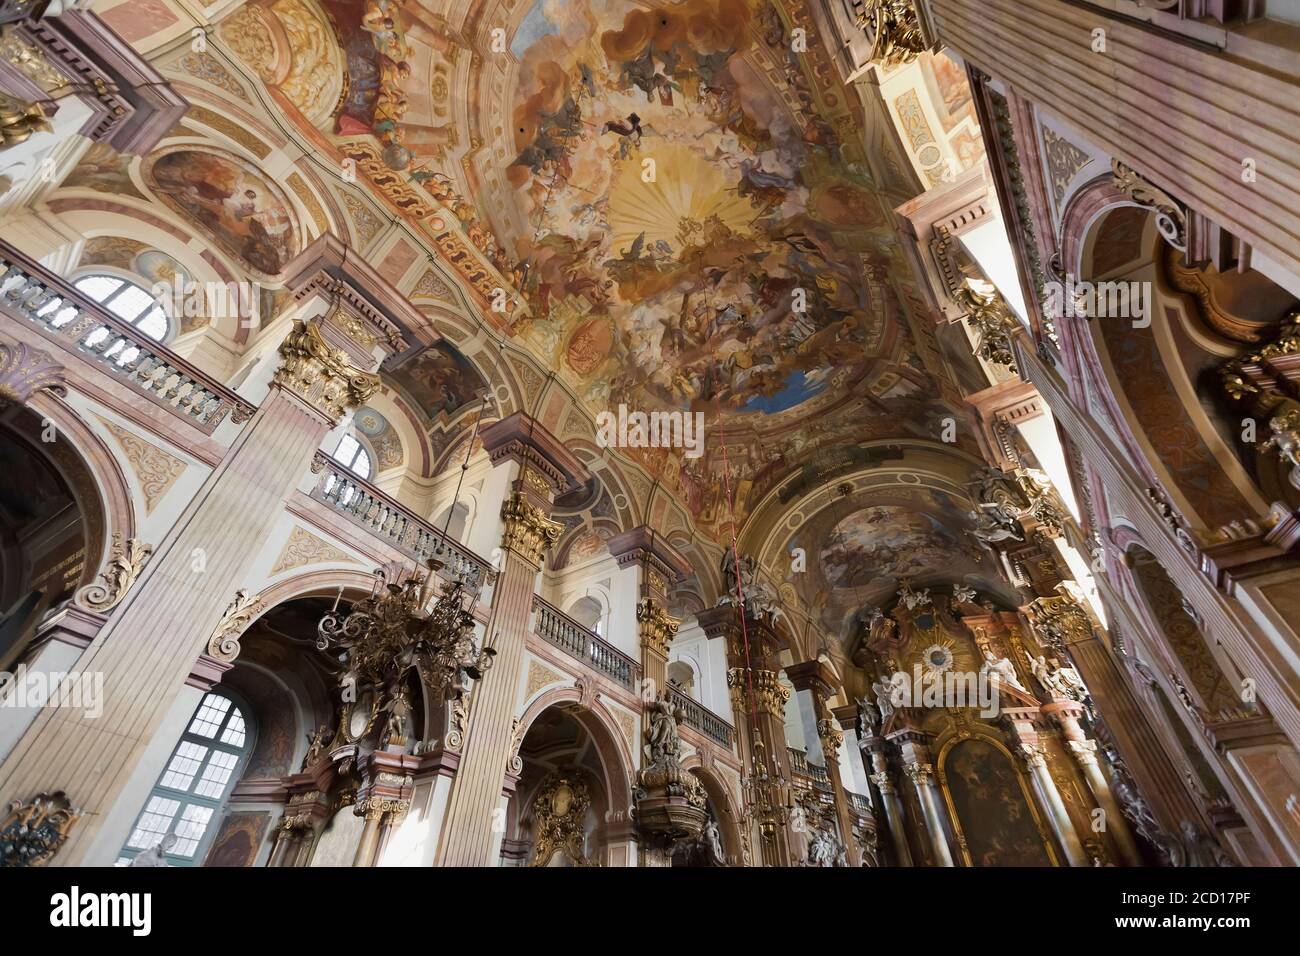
[[1062, 180, 1280, 532], [27, 392, 137, 587], [679, 757, 744, 866], [514, 687, 635, 818]]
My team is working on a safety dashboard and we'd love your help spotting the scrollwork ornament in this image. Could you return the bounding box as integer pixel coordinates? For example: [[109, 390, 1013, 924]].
[[75, 534, 152, 613], [1111, 159, 1187, 250], [207, 588, 264, 663]]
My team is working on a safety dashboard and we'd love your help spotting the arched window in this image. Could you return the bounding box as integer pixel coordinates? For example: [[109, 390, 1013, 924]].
[[73, 273, 169, 341], [330, 432, 373, 480], [116, 690, 254, 866], [568, 595, 604, 637]]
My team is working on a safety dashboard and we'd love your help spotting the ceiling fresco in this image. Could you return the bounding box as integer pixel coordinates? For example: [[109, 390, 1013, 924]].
[[199, 0, 983, 540]]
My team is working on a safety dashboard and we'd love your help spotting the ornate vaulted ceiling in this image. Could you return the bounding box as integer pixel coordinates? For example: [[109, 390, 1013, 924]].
[[222, 0, 985, 542]]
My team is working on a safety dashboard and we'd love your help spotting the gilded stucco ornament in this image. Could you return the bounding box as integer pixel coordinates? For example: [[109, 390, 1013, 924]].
[[531, 771, 596, 866], [1025, 587, 1093, 652], [207, 588, 264, 663], [499, 491, 562, 566], [1262, 404, 1300, 489], [273, 320, 379, 420], [1111, 159, 1188, 250], [0, 92, 52, 148], [955, 279, 1019, 372], [75, 534, 152, 613], [636, 598, 680, 657], [856, 0, 928, 67], [0, 791, 80, 867]]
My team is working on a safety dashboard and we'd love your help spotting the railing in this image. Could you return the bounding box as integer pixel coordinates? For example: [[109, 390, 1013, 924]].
[[532, 595, 639, 691], [788, 747, 831, 790], [849, 790, 873, 814], [0, 245, 255, 433], [788, 747, 810, 776], [668, 686, 734, 748], [312, 455, 491, 588]]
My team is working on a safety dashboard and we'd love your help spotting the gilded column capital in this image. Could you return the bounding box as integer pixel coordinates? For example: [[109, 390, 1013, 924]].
[[499, 491, 562, 567], [272, 320, 379, 421], [903, 762, 934, 787], [726, 667, 789, 718], [636, 598, 680, 658], [817, 718, 844, 759]]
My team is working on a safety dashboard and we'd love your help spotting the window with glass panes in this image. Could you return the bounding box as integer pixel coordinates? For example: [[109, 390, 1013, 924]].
[[331, 432, 373, 479], [73, 273, 170, 341], [115, 691, 253, 866]]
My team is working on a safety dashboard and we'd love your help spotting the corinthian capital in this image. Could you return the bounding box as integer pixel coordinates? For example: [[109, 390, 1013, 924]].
[[273, 320, 379, 421], [903, 762, 934, 787], [499, 492, 562, 567], [817, 718, 844, 759], [636, 598, 680, 657]]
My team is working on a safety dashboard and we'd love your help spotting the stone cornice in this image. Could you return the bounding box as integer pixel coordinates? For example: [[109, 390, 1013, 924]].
[[605, 526, 692, 595], [16, 11, 188, 155], [784, 660, 839, 697], [281, 233, 415, 355], [479, 411, 591, 497]]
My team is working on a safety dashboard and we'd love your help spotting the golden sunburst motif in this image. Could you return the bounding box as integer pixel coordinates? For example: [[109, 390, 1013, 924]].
[[920, 638, 957, 678], [607, 143, 755, 254]]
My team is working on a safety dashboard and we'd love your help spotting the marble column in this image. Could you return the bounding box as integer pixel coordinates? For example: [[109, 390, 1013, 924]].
[[1018, 741, 1089, 867], [435, 414, 588, 866], [903, 761, 954, 867], [1046, 700, 1143, 866], [892, 732, 953, 866]]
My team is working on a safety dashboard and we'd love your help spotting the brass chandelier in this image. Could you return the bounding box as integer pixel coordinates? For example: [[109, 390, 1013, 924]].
[[742, 729, 794, 843], [316, 557, 495, 723]]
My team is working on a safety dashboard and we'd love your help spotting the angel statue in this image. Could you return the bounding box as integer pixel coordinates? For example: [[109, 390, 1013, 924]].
[[645, 693, 683, 771], [856, 693, 881, 736], [1052, 658, 1090, 700], [979, 644, 1024, 691]]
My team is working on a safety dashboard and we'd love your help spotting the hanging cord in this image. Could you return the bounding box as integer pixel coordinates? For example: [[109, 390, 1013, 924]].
[[439, 390, 490, 549], [714, 389, 765, 778]]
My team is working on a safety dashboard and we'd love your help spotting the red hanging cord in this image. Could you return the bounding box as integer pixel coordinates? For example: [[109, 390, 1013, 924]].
[[713, 385, 765, 774]]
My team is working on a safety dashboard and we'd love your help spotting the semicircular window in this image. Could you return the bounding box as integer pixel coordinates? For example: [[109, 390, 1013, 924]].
[[74, 273, 169, 342]]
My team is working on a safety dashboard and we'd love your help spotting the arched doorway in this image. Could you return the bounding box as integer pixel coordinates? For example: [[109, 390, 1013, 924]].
[[506, 699, 634, 866]]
